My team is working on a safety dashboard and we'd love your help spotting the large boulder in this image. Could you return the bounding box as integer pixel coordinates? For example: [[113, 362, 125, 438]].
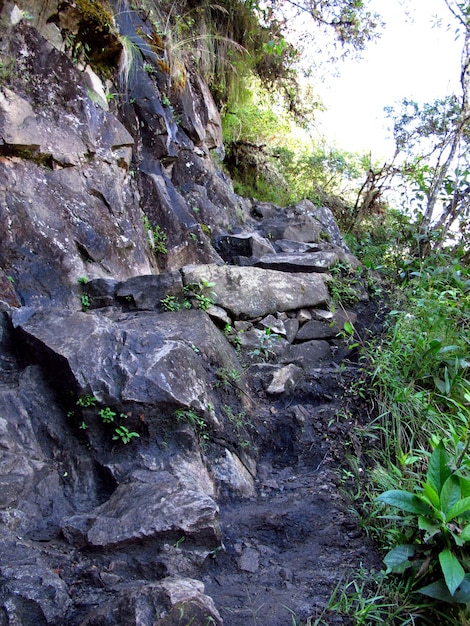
[[63, 474, 221, 549], [0, 537, 71, 625], [79, 578, 223, 626], [182, 264, 329, 319], [13, 308, 240, 422]]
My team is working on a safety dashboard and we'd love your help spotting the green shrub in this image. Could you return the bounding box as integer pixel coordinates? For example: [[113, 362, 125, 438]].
[[377, 442, 470, 605]]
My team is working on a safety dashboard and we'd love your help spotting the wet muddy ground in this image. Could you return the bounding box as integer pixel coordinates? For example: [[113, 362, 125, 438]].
[[204, 360, 383, 625]]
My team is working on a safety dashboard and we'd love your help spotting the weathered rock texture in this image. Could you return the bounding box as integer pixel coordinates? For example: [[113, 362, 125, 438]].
[[0, 2, 374, 624]]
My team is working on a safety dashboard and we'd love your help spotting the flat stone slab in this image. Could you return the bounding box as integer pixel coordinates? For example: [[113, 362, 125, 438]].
[[181, 264, 329, 319], [254, 251, 339, 273]]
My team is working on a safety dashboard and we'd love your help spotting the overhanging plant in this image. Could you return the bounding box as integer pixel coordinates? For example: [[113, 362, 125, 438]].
[[376, 441, 470, 605]]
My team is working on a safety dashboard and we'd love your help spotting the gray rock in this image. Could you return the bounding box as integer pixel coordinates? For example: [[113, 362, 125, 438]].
[[116, 272, 183, 310], [254, 251, 339, 273], [158, 576, 223, 625], [206, 303, 233, 326], [0, 364, 113, 538], [259, 214, 321, 243], [215, 232, 276, 263], [0, 87, 90, 166], [182, 264, 329, 319], [274, 239, 313, 253], [238, 547, 260, 573], [309, 203, 350, 250], [284, 318, 299, 343], [80, 578, 223, 626], [295, 320, 337, 341], [258, 315, 287, 336], [0, 537, 71, 624], [14, 308, 238, 420], [266, 364, 303, 394], [311, 309, 334, 321], [63, 478, 221, 549], [297, 309, 313, 324], [83, 278, 120, 309], [212, 449, 256, 497], [282, 340, 332, 368]]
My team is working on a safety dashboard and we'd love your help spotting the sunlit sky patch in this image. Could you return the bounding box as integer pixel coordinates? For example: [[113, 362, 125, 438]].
[[316, 0, 463, 157]]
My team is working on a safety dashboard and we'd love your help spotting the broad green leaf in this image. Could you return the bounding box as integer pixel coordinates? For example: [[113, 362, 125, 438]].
[[427, 442, 451, 496], [458, 524, 470, 543], [450, 530, 467, 547], [422, 482, 440, 508], [425, 339, 442, 356], [459, 475, 470, 499], [418, 575, 470, 604], [446, 496, 470, 522], [441, 474, 462, 515], [343, 321, 354, 335], [433, 376, 447, 393], [383, 544, 415, 574], [418, 516, 441, 540], [439, 549, 465, 596], [377, 490, 433, 515], [437, 344, 461, 355]]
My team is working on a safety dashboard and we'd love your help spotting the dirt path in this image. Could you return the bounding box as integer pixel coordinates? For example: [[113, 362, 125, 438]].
[[203, 364, 382, 625]]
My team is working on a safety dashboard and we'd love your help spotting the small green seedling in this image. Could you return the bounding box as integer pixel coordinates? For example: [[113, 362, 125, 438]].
[[77, 394, 97, 408], [80, 293, 91, 311], [113, 425, 140, 444], [99, 407, 116, 423]]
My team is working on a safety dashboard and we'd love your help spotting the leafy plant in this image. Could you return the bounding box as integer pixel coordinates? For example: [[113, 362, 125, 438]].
[[319, 567, 454, 626], [80, 293, 91, 311], [337, 320, 359, 349], [142, 215, 168, 254], [248, 326, 281, 361], [183, 280, 217, 311], [377, 441, 470, 604], [222, 404, 251, 448], [161, 294, 181, 312], [327, 263, 361, 307], [98, 407, 116, 423], [175, 408, 209, 444], [77, 394, 97, 408], [215, 367, 241, 389], [112, 425, 140, 444], [223, 323, 241, 350]]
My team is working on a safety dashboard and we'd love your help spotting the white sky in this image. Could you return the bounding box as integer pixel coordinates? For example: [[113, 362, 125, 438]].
[[316, 0, 463, 158]]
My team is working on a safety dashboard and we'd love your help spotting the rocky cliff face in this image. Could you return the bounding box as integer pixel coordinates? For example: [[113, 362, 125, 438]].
[[0, 3, 375, 624]]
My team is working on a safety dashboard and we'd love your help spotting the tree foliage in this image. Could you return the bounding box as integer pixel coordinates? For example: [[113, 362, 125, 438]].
[[381, 2, 470, 257], [280, 0, 382, 52]]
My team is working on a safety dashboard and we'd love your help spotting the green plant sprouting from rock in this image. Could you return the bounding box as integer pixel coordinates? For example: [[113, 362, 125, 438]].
[[248, 326, 281, 362], [142, 215, 168, 254], [160, 279, 217, 312], [175, 408, 209, 445], [76, 396, 140, 445], [327, 263, 361, 308]]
